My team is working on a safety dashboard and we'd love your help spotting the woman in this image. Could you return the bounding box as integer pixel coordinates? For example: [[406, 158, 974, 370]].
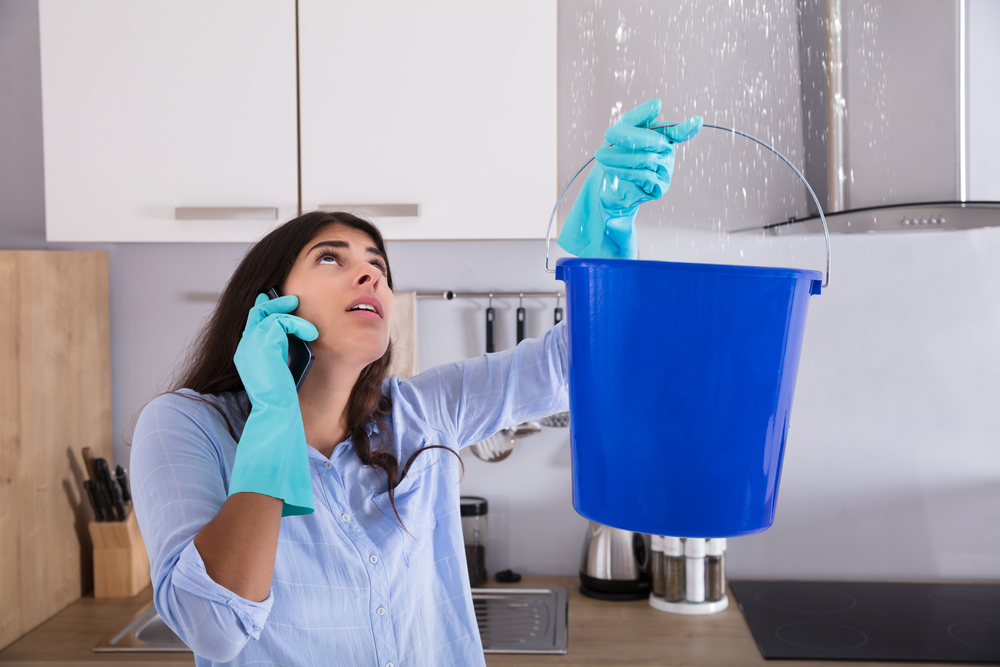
[[131, 99, 700, 666], [132, 209, 570, 666]]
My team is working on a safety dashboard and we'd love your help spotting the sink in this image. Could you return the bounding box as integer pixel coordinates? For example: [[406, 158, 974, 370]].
[[95, 587, 568, 654], [474, 587, 568, 654], [94, 602, 190, 652]]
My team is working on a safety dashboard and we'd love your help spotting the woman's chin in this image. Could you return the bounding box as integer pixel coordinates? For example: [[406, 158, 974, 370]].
[[312, 338, 388, 369]]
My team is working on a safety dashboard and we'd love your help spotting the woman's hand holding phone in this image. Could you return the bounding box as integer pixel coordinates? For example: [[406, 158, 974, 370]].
[[266, 287, 315, 390], [229, 293, 319, 516]]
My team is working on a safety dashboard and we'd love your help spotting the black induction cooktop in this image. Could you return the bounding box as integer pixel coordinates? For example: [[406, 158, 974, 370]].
[[730, 580, 1000, 663]]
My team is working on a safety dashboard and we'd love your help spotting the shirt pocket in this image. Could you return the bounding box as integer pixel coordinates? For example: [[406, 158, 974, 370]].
[[372, 471, 437, 568]]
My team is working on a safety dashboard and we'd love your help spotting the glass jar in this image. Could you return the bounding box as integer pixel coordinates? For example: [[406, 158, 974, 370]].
[[663, 536, 685, 602], [460, 496, 488, 587], [650, 535, 666, 597], [705, 538, 727, 601]]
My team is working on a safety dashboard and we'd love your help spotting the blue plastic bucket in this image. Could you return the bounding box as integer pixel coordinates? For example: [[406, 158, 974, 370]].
[[556, 257, 822, 538]]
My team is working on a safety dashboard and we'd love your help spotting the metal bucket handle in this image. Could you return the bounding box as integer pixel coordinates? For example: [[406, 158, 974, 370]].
[[544, 123, 832, 288]]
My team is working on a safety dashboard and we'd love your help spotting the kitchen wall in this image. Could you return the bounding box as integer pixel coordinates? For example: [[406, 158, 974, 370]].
[[552, 0, 1000, 583], [2, 0, 998, 581]]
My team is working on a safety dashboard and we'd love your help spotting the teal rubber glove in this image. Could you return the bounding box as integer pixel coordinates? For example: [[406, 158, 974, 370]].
[[557, 98, 703, 259], [229, 293, 319, 517]]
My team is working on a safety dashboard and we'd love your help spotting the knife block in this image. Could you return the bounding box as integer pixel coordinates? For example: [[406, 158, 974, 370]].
[[88, 508, 151, 598]]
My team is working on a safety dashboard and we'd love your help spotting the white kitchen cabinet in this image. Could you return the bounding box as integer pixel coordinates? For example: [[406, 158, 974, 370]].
[[297, 1, 557, 240], [39, 0, 298, 242], [39, 1, 556, 243]]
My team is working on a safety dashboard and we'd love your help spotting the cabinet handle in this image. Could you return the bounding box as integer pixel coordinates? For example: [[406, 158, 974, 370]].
[[174, 207, 278, 220], [318, 204, 420, 218]]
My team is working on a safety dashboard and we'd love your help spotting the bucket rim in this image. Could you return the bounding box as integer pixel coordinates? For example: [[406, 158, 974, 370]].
[[555, 256, 824, 281]]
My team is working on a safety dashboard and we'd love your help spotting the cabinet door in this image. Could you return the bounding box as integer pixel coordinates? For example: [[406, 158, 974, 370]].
[[298, 1, 557, 240], [39, 0, 298, 242]]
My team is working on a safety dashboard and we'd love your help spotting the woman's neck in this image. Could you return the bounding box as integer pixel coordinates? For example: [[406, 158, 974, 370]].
[[295, 359, 362, 458]]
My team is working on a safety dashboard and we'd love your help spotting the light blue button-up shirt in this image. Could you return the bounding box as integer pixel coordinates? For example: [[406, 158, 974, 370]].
[[130, 322, 568, 666]]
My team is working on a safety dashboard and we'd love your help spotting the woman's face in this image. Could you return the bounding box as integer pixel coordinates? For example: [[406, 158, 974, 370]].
[[281, 223, 394, 368]]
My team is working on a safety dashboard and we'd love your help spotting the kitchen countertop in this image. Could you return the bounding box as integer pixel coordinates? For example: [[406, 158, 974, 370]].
[[0, 585, 183, 667], [0, 576, 966, 667]]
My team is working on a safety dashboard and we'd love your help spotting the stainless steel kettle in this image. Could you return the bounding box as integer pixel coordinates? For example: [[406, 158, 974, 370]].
[[578, 521, 651, 600]]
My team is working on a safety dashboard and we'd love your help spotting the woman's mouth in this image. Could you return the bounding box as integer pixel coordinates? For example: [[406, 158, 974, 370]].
[[346, 297, 383, 320]]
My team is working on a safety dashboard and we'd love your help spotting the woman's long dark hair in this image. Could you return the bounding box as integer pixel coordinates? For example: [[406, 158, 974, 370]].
[[173, 211, 455, 524]]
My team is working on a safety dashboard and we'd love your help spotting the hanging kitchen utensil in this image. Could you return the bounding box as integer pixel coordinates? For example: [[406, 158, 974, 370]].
[[470, 428, 516, 462], [511, 421, 541, 437], [540, 412, 569, 428], [516, 295, 526, 344], [541, 294, 570, 428], [512, 294, 542, 437], [486, 294, 496, 354], [470, 295, 517, 462]]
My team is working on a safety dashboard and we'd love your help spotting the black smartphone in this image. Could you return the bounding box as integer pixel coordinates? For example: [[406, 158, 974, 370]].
[[266, 287, 315, 391]]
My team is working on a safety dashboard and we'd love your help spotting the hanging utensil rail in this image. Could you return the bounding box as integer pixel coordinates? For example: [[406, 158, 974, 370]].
[[416, 291, 563, 300]]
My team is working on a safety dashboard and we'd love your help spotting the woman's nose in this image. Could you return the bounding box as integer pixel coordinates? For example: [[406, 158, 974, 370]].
[[355, 264, 381, 288]]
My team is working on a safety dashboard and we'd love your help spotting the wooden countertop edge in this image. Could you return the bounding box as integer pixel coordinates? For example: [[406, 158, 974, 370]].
[[1, 576, 984, 666]]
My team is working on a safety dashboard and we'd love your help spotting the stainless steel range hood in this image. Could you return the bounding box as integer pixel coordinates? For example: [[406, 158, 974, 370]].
[[787, 0, 1000, 235], [738, 201, 1000, 235]]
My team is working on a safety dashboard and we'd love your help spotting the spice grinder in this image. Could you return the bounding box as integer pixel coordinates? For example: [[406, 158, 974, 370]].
[[579, 521, 651, 600]]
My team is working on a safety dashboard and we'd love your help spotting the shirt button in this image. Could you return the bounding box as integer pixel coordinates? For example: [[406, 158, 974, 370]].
[[387, 663, 394, 667], [376, 607, 386, 616], [369, 555, 379, 564], [341, 513, 350, 521], [324, 462, 332, 470]]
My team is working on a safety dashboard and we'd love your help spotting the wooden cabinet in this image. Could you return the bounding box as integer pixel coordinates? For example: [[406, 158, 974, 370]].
[[298, 1, 557, 240], [39, 1, 556, 242], [39, 0, 299, 242], [0, 252, 112, 651]]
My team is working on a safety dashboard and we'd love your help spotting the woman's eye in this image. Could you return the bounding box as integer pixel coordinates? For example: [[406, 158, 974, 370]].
[[316, 251, 384, 275]]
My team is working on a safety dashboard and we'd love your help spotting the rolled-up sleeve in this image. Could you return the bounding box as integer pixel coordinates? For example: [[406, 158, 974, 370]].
[[393, 320, 569, 448], [130, 393, 271, 662]]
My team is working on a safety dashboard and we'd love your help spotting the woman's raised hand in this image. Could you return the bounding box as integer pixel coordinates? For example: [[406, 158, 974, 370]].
[[557, 98, 703, 260]]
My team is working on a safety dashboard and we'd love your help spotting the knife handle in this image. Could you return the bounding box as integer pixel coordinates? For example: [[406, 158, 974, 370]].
[[95, 478, 115, 521], [81, 447, 97, 483], [109, 480, 126, 521], [95, 458, 125, 521], [83, 480, 105, 522], [115, 465, 131, 503]]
